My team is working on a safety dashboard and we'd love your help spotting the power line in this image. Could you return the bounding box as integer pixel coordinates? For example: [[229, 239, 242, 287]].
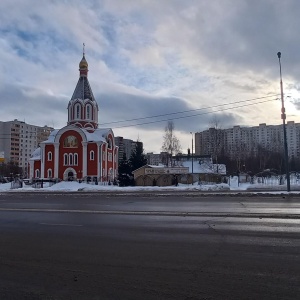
[[99, 94, 280, 126], [111, 97, 279, 129], [0, 94, 281, 138]]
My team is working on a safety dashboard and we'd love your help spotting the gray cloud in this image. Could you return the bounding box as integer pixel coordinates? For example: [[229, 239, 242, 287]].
[[97, 89, 240, 133], [1, 0, 300, 153]]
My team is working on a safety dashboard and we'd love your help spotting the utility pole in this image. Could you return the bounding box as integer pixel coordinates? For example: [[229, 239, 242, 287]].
[[277, 52, 290, 192], [190, 132, 194, 184]]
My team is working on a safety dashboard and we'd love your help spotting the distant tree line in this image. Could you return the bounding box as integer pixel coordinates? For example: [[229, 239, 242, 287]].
[[202, 118, 299, 175], [213, 143, 299, 175], [0, 161, 23, 180]]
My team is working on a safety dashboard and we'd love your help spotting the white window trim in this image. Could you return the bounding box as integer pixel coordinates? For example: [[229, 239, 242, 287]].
[[86, 104, 92, 120], [64, 153, 68, 166], [90, 150, 95, 161], [48, 151, 52, 161], [35, 169, 40, 178], [74, 153, 78, 166], [47, 168, 52, 178], [69, 153, 73, 166], [75, 104, 81, 119]]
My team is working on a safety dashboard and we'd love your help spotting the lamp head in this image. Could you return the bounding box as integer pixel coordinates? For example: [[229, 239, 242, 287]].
[[277, 52, 281, 59]]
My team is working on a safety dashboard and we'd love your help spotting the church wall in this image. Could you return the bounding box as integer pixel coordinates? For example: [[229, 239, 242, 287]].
[[44, 144, 55, 178], [34, 160, 41, 178], [58, 130, 83, 180], [114, 147, 118, 175], [107, 148, 115, 178], [101, 144, 107, 181], [87, 143, 98, 176]]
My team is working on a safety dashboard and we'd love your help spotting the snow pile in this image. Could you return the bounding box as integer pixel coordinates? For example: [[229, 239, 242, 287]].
[[0, 181, 230, 192], [0, 178, 295, 193]]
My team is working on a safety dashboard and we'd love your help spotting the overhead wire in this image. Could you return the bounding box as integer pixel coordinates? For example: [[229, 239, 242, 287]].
[[107, 97, 280, 129], [99, 94, 280, 126], [0, 93, 281, 138]]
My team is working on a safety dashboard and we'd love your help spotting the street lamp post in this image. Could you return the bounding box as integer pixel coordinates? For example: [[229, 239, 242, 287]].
[[277, 52, 290, 192], [190, 132, 194, 184]]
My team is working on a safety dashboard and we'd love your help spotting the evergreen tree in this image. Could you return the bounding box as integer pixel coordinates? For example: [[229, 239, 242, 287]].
[[118, 153, 133, 186], [129, 141, 147, 172], [118, 153, 131, 175]]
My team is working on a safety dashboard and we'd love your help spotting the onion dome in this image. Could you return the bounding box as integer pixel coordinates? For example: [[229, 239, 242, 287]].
[[79, 55, 88, 70]]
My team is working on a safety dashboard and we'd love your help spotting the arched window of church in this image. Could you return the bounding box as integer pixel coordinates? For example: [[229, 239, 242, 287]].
[[107, 138, 112, 149], [48, 151, 52, 161], [35, 169, 40, 178], [47, 169, 52, 178], [69, 153, 73, 165], [86, 105, 91, 120], [64, 153, 68, 166], [74, 153, 78, 166], [90, 150, 94, 160], [68, 106, 72, 122], [76, 104, 81, 119]]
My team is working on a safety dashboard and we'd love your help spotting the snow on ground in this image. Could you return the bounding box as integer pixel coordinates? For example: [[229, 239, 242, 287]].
[[0, 179, 298, 193], [0, 181, 230, 192]]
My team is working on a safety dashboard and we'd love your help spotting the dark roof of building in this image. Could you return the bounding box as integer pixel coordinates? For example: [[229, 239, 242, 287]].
[[71, 76, 95, 101]]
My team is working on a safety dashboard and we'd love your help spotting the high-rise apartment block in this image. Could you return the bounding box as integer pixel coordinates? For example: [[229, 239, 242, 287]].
[[0, 119, 53, 175], [115, 136, 143, 162], [146, 152, 161, 165], [195, 121, 300, 159], [146, 152, 169, 166]]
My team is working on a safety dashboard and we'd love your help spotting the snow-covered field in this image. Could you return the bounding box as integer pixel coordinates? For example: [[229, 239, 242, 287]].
[[0, 178, 298, 194]]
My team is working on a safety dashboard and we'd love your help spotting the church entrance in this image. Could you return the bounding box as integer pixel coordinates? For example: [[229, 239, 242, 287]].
[[63, 168, 77, 181], [68, 171, 74, 181]]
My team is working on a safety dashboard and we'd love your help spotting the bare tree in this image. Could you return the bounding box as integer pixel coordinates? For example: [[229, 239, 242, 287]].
[[230, 140, 248, 172], [161, 121, 181, 166], [207, 117, 224, 173]]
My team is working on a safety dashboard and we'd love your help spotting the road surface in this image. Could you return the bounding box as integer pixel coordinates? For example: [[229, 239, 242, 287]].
[[0, 192, 300, 299]]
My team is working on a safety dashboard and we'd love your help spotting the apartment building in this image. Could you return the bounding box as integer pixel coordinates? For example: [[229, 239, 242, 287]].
[[195, 121, 300, 159], [0, 120, 53, 175], [146, 152, 161, 165], [115, 136, 143, 162]]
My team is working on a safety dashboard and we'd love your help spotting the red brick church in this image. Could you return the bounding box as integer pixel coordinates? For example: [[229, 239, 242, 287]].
[[29, 51, 118, 182]]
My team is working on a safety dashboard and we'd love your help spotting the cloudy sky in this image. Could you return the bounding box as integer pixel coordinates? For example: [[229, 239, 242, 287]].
[[1, 0, 300, 153]]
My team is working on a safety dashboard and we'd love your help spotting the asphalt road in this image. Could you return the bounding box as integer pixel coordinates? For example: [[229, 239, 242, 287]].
[[1, 192, 300, 299]]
